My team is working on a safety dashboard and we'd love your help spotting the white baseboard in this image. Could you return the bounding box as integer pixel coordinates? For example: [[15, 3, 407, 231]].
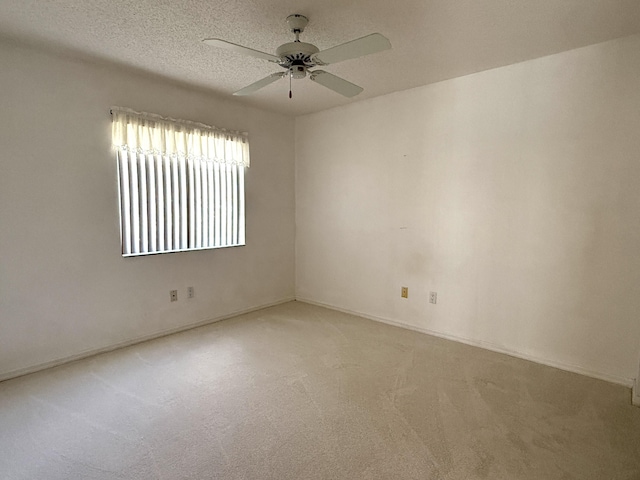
[[4, 295, 636, 399], [297, 297, 635, 388], [0, 297, 295, 383]]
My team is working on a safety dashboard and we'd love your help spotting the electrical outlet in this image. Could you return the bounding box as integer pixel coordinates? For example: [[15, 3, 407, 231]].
[[170, 290, 178, 302], [429, 291, 437, 304], [187, 286, 194, 299], [401, 287, 408, 298]]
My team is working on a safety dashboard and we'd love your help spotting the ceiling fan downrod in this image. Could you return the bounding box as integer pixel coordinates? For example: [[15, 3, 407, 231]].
[[287, 14, 308, 43]]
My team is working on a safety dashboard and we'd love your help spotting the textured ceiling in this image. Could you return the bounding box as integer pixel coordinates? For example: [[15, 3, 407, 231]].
[[1, 0, 640, 116]]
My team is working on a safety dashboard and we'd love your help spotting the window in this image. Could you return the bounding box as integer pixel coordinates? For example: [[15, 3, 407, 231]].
[[112, 107, 249, 256]]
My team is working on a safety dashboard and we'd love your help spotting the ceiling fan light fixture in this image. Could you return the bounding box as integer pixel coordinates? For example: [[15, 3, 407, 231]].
[[289, 65, 307, 79]]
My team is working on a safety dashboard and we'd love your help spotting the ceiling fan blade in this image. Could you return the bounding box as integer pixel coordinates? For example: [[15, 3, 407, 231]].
[[309, 70, 363, 98], [233, 73, 286, 96], [313, 33, 391, 65], [203, 38, 280, 63]]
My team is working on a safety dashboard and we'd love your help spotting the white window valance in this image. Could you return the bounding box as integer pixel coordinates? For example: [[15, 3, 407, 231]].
[[111, 107, 250, 167]]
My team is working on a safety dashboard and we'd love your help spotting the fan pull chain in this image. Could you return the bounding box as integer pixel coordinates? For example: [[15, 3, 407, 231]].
[[289, 71, 292, 99]]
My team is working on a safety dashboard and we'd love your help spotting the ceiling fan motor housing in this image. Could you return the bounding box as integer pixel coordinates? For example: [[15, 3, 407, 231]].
[[276, 42, 319, 66]]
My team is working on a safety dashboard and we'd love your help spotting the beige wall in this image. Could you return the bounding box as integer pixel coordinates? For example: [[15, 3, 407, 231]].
[[0, 40, 295, 378], [295, 35, 640, 385]]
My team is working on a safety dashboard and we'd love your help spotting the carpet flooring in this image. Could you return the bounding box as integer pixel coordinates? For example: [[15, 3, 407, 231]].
[[1, 301, 639, 479]]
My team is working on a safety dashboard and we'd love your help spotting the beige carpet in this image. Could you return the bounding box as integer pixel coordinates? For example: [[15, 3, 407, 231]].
[[1, 301, 639, 479]]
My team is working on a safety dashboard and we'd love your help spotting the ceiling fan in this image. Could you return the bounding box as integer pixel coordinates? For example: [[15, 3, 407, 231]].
[[203, 14, 391, 98]]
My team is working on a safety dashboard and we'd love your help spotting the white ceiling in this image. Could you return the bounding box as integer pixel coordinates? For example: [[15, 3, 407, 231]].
[[1, 0, 640, 117]]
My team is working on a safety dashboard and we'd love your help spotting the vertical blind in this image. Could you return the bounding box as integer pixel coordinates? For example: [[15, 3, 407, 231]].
[[112, 107, 250, 256]]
